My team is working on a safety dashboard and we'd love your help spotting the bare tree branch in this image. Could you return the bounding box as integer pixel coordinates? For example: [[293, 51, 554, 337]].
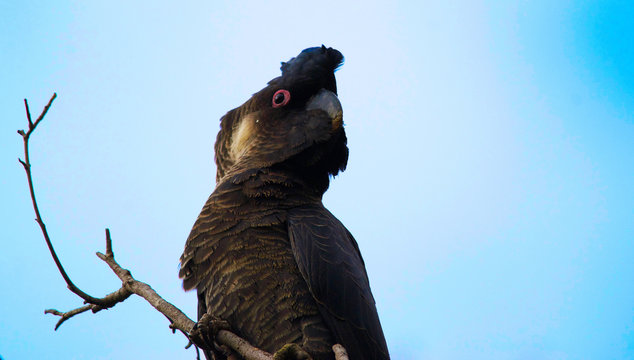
[[96, 229, 193, 334], [18, 94, 348, 360], [18, 93, 110, 306], [44, 305, 94, 330]]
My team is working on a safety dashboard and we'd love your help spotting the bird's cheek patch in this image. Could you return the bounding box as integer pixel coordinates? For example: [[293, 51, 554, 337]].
[[331, 112, 343, 130], [230, 114, 257, 161]]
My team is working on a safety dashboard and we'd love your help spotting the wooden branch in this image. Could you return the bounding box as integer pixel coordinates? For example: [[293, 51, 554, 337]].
[[96, 229, 194, 335], [18, 94, 349, 360]]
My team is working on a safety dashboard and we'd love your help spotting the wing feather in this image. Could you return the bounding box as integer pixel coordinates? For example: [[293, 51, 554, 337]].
[[287, 205, 390, 360]]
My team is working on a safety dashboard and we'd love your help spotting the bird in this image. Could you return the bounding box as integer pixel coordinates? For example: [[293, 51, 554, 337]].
[[179, 46, 390, 360]]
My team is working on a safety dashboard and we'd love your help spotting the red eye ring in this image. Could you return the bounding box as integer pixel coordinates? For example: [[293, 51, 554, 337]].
[[272, 89, 291, 108]]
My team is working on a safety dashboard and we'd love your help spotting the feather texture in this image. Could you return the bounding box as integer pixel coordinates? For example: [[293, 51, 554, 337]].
[[180, 46, 390, 360]]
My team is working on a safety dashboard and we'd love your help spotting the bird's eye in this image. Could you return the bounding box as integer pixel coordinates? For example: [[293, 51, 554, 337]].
[[272, 89, 291, 108]]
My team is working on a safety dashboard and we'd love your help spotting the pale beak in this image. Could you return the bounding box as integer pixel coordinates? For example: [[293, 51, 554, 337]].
[[306, 89, 343, 130]]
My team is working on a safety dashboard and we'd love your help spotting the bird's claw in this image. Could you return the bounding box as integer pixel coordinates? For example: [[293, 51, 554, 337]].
[[273, 343, 312, 360], [189, 313, 231, 352]]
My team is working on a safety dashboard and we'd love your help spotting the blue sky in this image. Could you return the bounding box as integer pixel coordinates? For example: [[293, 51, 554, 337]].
[[1, 1, 633, 359]]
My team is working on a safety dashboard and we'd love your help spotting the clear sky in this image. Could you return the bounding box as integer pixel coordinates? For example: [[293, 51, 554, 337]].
[[1, 1, 633, 359]]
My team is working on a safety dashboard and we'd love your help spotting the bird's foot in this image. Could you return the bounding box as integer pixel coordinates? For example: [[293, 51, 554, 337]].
[[189, 313, 231, 352], [273, 343, 312, 360]]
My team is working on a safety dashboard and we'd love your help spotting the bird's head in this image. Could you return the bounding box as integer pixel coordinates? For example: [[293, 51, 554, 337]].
[[214, 46, 348, 189]]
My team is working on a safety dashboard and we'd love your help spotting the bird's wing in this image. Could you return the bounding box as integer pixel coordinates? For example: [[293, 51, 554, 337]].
[[287, 205, 390, 360]]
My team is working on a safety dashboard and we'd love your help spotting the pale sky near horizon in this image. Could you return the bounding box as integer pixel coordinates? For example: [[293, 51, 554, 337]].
[[1, 1, 633, 359]]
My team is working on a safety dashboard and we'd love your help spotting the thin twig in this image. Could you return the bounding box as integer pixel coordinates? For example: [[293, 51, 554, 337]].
[[24, 98, 33, 129], [44, 305, 99, 330], [18, 93, 111, 306], [95, 229, 194, 334]]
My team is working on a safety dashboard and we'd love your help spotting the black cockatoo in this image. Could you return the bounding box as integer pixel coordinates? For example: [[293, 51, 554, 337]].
[[179, 46, 390, 360]]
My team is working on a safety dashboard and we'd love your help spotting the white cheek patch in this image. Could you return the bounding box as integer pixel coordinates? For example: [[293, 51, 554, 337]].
[[230, 114, 257, 161]]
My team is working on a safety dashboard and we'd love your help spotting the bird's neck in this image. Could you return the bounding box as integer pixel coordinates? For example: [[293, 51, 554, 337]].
[[222, 166, 330, 203]]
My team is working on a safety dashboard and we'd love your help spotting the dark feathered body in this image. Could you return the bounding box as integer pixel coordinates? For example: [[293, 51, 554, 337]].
[[180, 47, 390, 360]]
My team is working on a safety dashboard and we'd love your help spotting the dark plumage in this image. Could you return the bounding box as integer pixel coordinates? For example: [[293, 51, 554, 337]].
[[180, 46, 390, 360]]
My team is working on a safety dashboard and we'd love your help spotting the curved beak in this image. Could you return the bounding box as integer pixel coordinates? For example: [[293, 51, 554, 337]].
[[306, 89, 343, 130]]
